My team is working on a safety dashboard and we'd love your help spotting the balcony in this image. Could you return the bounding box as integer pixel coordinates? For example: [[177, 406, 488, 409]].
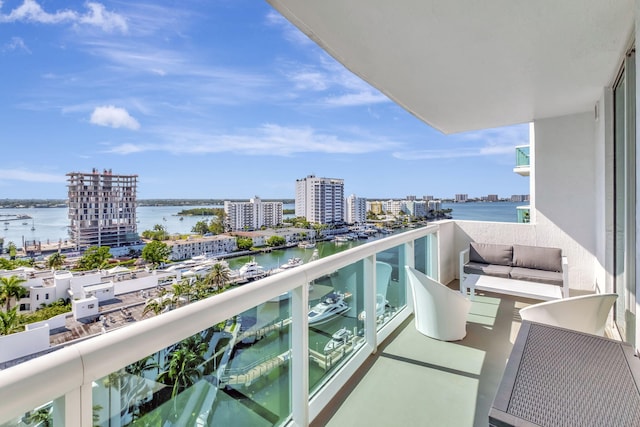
[[513, 145, 530, 176], [0, 222, 577, 426]]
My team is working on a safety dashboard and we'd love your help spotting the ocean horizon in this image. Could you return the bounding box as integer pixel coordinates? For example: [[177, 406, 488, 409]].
[[0, 201, 525, 247]]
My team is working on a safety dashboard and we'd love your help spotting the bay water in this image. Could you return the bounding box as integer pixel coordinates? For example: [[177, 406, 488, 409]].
[[0, 201, 523, 247]]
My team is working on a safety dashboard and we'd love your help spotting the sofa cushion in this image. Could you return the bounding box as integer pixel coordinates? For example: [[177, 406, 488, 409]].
[[510, 267, 564, 287], [469, 242, 513, 266], [464, 262, 512, 278], [512, 245, 562, 272]]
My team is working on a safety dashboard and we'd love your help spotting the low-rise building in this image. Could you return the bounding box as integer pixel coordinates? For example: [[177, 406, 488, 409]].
[[165, 235, 237, 261]]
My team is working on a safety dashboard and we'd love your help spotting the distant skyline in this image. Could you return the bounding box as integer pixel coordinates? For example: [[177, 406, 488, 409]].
[[0, 1, 529, 200]]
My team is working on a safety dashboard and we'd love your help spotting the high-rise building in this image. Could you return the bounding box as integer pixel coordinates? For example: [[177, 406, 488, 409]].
[[487, 194, 499, 202], [345, 194, 367, 224], [224, 196, 283, 231], [295, 175, 345, 224], [67, 169, 139, 249], [455, 194, 468, 203]]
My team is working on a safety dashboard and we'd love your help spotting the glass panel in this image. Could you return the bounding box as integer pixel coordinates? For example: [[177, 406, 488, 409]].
[[0, 396, 65, 427], [614, 51, 636, 345], [93, 299, 292, 426], [378, 244, 407, 328], [414, 234, 437, 279], [515, 146, 530, 167], [309, 261, 365, 394]]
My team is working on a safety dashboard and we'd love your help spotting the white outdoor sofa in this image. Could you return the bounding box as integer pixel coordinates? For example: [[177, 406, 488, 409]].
[[459, 242, 569, 301]]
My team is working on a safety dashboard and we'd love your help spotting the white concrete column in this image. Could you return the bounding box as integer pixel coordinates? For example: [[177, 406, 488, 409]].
[[291, 282, 309, 426]]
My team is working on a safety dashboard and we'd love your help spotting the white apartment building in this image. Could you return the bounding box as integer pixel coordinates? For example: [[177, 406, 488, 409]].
[[454, 193, 468, 202], [345, 194, 367, 224], [67, 169, 139, 249], [427, 199, 442, 212], [224, 196, 283, 231], [165, 235, 237, 261], [405, 200, 427, 217], [383, 200, 406, 216], [295, 175, 345, 224]]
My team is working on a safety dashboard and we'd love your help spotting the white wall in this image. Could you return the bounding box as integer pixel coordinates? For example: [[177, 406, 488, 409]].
[[27, 313, 67, 331], [72, 296, 99, 320], [533, 112, 598, 290], [0, 324, 49, 364]]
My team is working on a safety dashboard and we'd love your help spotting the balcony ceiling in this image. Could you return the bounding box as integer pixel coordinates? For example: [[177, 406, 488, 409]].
[[268, 0, 634, 134]]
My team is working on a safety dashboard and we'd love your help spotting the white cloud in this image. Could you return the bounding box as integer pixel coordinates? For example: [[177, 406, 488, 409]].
[[0, 1, 127, 33], [265, 10, 313, 46], [105, 123, 400, 156], [90, 105, 140, 130], [0, 168, 65, 183], [392, 124, 529, 160], [324, 91, 390, 107], [2, 36, 30, 53]]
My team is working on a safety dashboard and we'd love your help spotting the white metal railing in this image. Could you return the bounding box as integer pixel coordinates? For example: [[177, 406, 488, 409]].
[[0, 225, 439, 427]]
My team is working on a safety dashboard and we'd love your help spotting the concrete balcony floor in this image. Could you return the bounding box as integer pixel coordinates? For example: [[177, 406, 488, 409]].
[[312, 286, 538, 427]]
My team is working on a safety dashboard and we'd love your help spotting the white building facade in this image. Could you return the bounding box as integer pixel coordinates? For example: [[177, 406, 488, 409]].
[[165, 235, 238, 261], [345, 194, 367, 224], [295, 175, 345, 224], [224, 196, 283, 231]]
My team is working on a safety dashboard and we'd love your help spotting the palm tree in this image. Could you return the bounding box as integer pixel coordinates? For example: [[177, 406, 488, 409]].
[[204, 262, 231, 292], [142, 298, 170, 317], [0, 275, 27, 311], [157, 346, 205, 399], [47, 252, 66, 270], [26, 406, 52, 427], [0, 307, 21, 335]]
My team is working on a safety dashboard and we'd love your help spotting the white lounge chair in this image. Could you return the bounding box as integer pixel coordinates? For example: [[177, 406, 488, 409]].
[[519, 293, 618, 336], [405, 266, 472, 341]]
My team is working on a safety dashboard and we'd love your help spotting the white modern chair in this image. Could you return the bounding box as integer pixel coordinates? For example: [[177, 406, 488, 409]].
[[519, 293, 618, 336], [405, 266, 472, 341]]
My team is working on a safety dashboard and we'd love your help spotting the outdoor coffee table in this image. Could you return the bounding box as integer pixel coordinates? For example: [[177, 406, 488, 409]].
[[489, 321, 640, 427], [461, 274, 562, 301]]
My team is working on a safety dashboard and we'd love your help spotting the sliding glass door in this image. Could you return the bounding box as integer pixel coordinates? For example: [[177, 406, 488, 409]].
[[613, 48, 636, 345]]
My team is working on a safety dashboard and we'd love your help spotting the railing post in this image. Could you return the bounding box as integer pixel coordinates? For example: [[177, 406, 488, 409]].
[[405, 240, 415, 313], [291, 281, 309, 426], [364, 255, 377, 353]]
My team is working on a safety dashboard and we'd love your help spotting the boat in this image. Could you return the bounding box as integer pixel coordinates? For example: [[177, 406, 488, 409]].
[[333, 235, 349, 243], [273, 257, 303, 274], [233, 260, 266, 281], [323, 327, 354, 353], [298, 241, 316, 249], [308, 292, 349, 324]]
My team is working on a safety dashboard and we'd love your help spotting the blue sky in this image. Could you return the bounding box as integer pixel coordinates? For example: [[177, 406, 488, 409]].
[[0, 0, 529, 200]]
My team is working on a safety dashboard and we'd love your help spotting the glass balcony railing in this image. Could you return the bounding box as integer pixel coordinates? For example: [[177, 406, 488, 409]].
[[517, 206, 531, 223], [515, 145, 530, 168], [514, 145, 531, 176], [0, 225, 438, 427]]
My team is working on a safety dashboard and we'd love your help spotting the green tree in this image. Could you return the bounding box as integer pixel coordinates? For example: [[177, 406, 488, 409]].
[[236, 237, 253, 250], [0, 275, 27, 311], [142, 224, 169, 241], [266, 235, 286, 247], [142, 298, 171, 317], [47, 252, 66, 270], [191, 220, 210, 235], [209, 209, 227, 235], [0, 307, 21, 335], [141, 241, 171, 268], [204, 262, 231, 291], [26, 406, 52, 427], [77, 246, 112, 270], [6, 241, 17, 260], [158, 335, 207, 399]]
